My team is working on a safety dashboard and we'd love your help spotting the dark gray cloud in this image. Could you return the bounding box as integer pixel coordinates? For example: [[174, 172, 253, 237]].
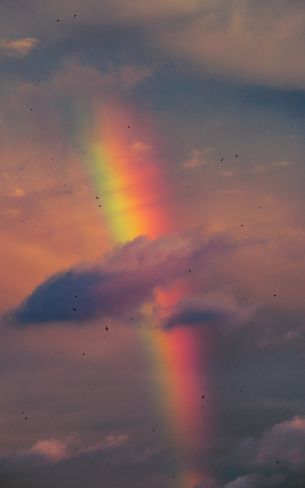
[[13, 267, 155, 324], [11, 233, 234, 325], [221, 416, 305, 488], [163, 293, 253, 329]]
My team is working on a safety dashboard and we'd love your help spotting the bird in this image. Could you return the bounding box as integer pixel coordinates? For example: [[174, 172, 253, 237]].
[[73, 14, 78, 18], [220, 157, 224, 162], [273, 294, 277, 298], [73, 307, 77, 312], [105, 325, 109, 332], [202, 394, 205, 399], [235, 153, 239, 159], [188, 268, 191, 273]]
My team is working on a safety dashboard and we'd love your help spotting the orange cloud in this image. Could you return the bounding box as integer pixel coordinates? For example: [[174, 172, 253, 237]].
[[0, 38, 38, 57]]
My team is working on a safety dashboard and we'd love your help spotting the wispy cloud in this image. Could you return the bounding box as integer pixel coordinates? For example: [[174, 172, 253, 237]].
[[247, 161, 294, 175], [182, 148, 214, 170], [0, 38, 38, 57], [131, 141, 151, 153], [1, 434, 129, 465]]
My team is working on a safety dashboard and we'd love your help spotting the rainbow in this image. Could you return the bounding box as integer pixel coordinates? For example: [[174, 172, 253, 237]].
[[88, 100, 168, 242], [86, 99, 208, 487]]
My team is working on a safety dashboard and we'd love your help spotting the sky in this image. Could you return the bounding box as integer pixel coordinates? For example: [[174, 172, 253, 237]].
[[0, 1, 305, 487]]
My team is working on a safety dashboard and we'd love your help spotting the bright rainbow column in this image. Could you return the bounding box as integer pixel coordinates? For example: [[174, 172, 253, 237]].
[[86, 100, 209, 487]]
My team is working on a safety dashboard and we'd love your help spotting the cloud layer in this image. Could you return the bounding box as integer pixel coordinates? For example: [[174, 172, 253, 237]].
[[0, 1, 305, 487], [1, 1, 305, 89], [11, 232, 234, 326]]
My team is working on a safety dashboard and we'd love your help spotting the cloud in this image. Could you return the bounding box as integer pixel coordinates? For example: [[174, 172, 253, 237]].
[[247, 161, 294, 175], [0, 2, 305, 90], [218, 170, 234, 178], [0, 37, 38, 57], [50, 58, 153, 96], [10, 232, 233, 326], [116, 65, 153, 88], [162, 293, 253, 329], [12, 266, 153, 324], [224, 416, 305, 488], [132, 141, 151, 153], [8, 188, 25, 199], [30, 439, 69, 463], [2, 434, 129, 465], [224, 474, 283, 488], [182, 148, 212, 170], [159, 1, 305, 90], [255, 416, 305, 468], [0, 0, 203, 34]]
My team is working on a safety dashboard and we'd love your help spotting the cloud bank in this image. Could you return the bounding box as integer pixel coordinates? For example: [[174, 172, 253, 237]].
[[11, 232, 235, 326]]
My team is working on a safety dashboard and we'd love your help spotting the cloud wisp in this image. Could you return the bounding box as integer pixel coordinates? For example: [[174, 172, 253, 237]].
[[0, 434, 129, 466], [0, 37, 38, 57]]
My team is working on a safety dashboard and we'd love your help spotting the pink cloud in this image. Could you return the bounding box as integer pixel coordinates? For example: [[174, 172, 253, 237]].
[[2, 434, 129, 465], [255, 416, 305, 468]]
